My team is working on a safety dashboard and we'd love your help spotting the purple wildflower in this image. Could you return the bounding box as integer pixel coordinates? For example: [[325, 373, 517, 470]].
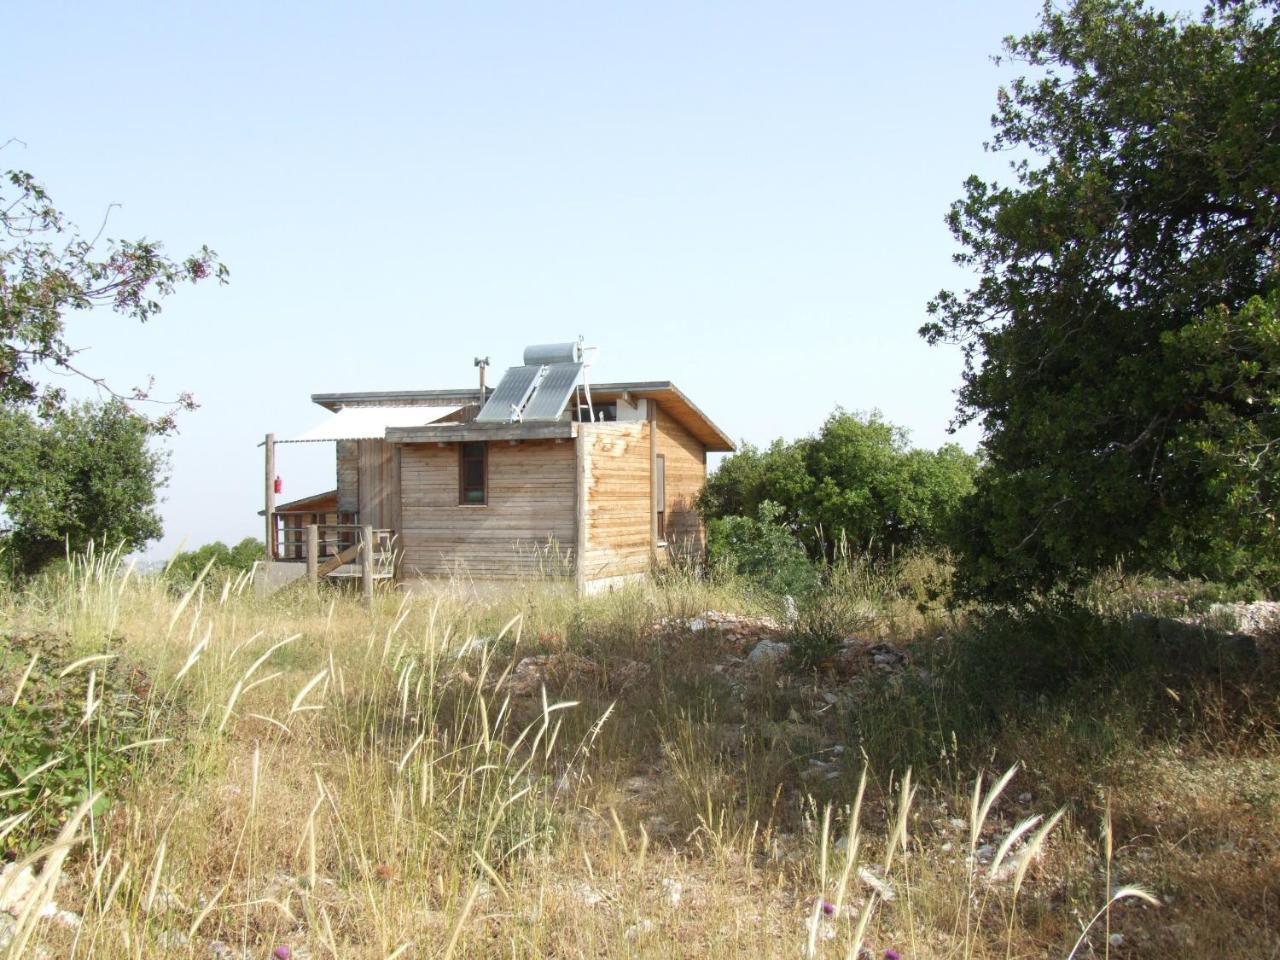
[[273, 947, 291, 960], [884, 949, 902, 960], [821, 900, 835, 916]]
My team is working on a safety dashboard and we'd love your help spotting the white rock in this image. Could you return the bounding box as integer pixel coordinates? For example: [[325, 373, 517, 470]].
[[747, 639, 790, 667], [857, 866, 895, 902], [572, 882, 607, 907], [1208, 601, 1280, 635], [0, 864, 37, 915], [661, 877, 683, 907], [624, 919, 654, 940]]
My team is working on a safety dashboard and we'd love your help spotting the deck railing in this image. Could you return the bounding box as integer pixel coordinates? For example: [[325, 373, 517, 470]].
[[299, 524, 397, 597]]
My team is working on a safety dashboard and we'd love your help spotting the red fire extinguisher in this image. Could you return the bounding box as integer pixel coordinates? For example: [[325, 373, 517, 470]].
[[274, 476, 282, 495]]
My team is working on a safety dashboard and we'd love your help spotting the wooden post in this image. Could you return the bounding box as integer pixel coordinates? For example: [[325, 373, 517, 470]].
[[647, 400, 658, 565], [574, 428, 588, 596], [264, 432, 276, 561], [306, 524, 318, 582], [361, 524, 374, 602]]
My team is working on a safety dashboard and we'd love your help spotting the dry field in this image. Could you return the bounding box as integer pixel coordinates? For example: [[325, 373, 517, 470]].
[[0, 550, 1276, 958]]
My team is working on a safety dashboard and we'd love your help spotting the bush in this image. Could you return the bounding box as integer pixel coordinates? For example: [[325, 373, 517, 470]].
[[0, 400, 168, 575], [784, 586, 875, 669], [0, 633, 150, 852], [700, 410, 978, 563], [706, 502, 819, 598], [841, 597, 1271, 783], [166, 537, 263, 584]]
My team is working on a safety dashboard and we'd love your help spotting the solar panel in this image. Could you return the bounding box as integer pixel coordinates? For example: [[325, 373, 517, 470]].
[[475, 365, 542, 422], [522, 362, 583, 421]]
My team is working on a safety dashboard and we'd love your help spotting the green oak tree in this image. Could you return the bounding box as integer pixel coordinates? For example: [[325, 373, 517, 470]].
[[700, 410, 978, 561], [923, 0, 1280, 598], [0, 400, 167, 572]]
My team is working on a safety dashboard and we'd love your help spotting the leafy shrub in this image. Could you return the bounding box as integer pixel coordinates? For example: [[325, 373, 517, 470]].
[[785, 586, 874, 669], [706, 502, 819, 598], [166, 537, 263, 584], [0, 400, 168, 576], [842, 597, 1272, 783], [700, 410, 978, 563], [0, 633, 150, 852]]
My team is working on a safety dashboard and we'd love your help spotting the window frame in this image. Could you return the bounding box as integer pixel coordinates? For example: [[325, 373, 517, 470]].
[[458, 441, 488, 506], [655, 452, 666, 543]]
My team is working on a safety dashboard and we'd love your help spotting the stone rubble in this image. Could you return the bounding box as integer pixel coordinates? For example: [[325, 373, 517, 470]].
[[663, 611, 783, 654], [624, 918, 655, 940], [0, 863, 83, 946], [660, 877, 684, 907], [746, 639, 790, 668], [1134, 599, 1280, 662]]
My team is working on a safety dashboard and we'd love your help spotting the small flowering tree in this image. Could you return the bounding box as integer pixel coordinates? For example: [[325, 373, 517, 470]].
[[0, 155, 226, 428], [0, 151, 226, 572]]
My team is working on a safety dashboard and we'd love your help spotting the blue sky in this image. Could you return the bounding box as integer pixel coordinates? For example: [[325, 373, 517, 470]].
[[7, 0, 1050, 557]]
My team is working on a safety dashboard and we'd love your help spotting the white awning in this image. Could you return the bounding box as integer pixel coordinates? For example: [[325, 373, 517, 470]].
[[286, 405, 463, 443]]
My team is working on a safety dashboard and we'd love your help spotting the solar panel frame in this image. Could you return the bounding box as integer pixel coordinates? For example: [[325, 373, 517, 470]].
[[521, 362, 583, 421], [474, 365, 543, 422]]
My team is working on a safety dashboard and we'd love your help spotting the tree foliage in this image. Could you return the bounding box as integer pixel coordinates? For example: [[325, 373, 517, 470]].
[[1, 160, 225, 426], [0, 400, 167, 572], [700, 410, 979, 561], [0, 158, 223, 572], [924, 0, 1280, 598], [165, 537, 264, 583], [706, 501, 821, 597]]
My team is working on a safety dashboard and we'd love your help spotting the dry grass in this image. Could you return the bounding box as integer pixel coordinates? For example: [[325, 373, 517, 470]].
[[0, 550, 1275, 958]]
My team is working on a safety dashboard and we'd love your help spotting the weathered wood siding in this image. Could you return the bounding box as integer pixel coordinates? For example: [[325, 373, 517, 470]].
[[579, 422, 652, 583], [655, 404, 707, 559], [356, 439, 400, 533], [399, 440, 576, 578], [336, 440, 359, 514]]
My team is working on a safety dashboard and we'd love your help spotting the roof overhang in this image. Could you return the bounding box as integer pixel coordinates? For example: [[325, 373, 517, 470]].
[[304, 381, 734, 452], [591, 382, 736, 452], [310, 389, 483, 412], [285, 404, 464, 442], [258, 489, 338, 517], [387, 421, 577, 444]]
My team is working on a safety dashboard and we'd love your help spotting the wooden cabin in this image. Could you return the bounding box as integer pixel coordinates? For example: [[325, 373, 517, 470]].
[[263, 343, 734, 593]]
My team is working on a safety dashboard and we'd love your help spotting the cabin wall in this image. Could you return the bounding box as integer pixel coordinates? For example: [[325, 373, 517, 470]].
[[654, 404, 708, 560], [356, 439, 400, 532], [399, 439, 576, 578], [336, 440, 359, 515], [335, 439, 400, 534], [579, 422, 652, 584]]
